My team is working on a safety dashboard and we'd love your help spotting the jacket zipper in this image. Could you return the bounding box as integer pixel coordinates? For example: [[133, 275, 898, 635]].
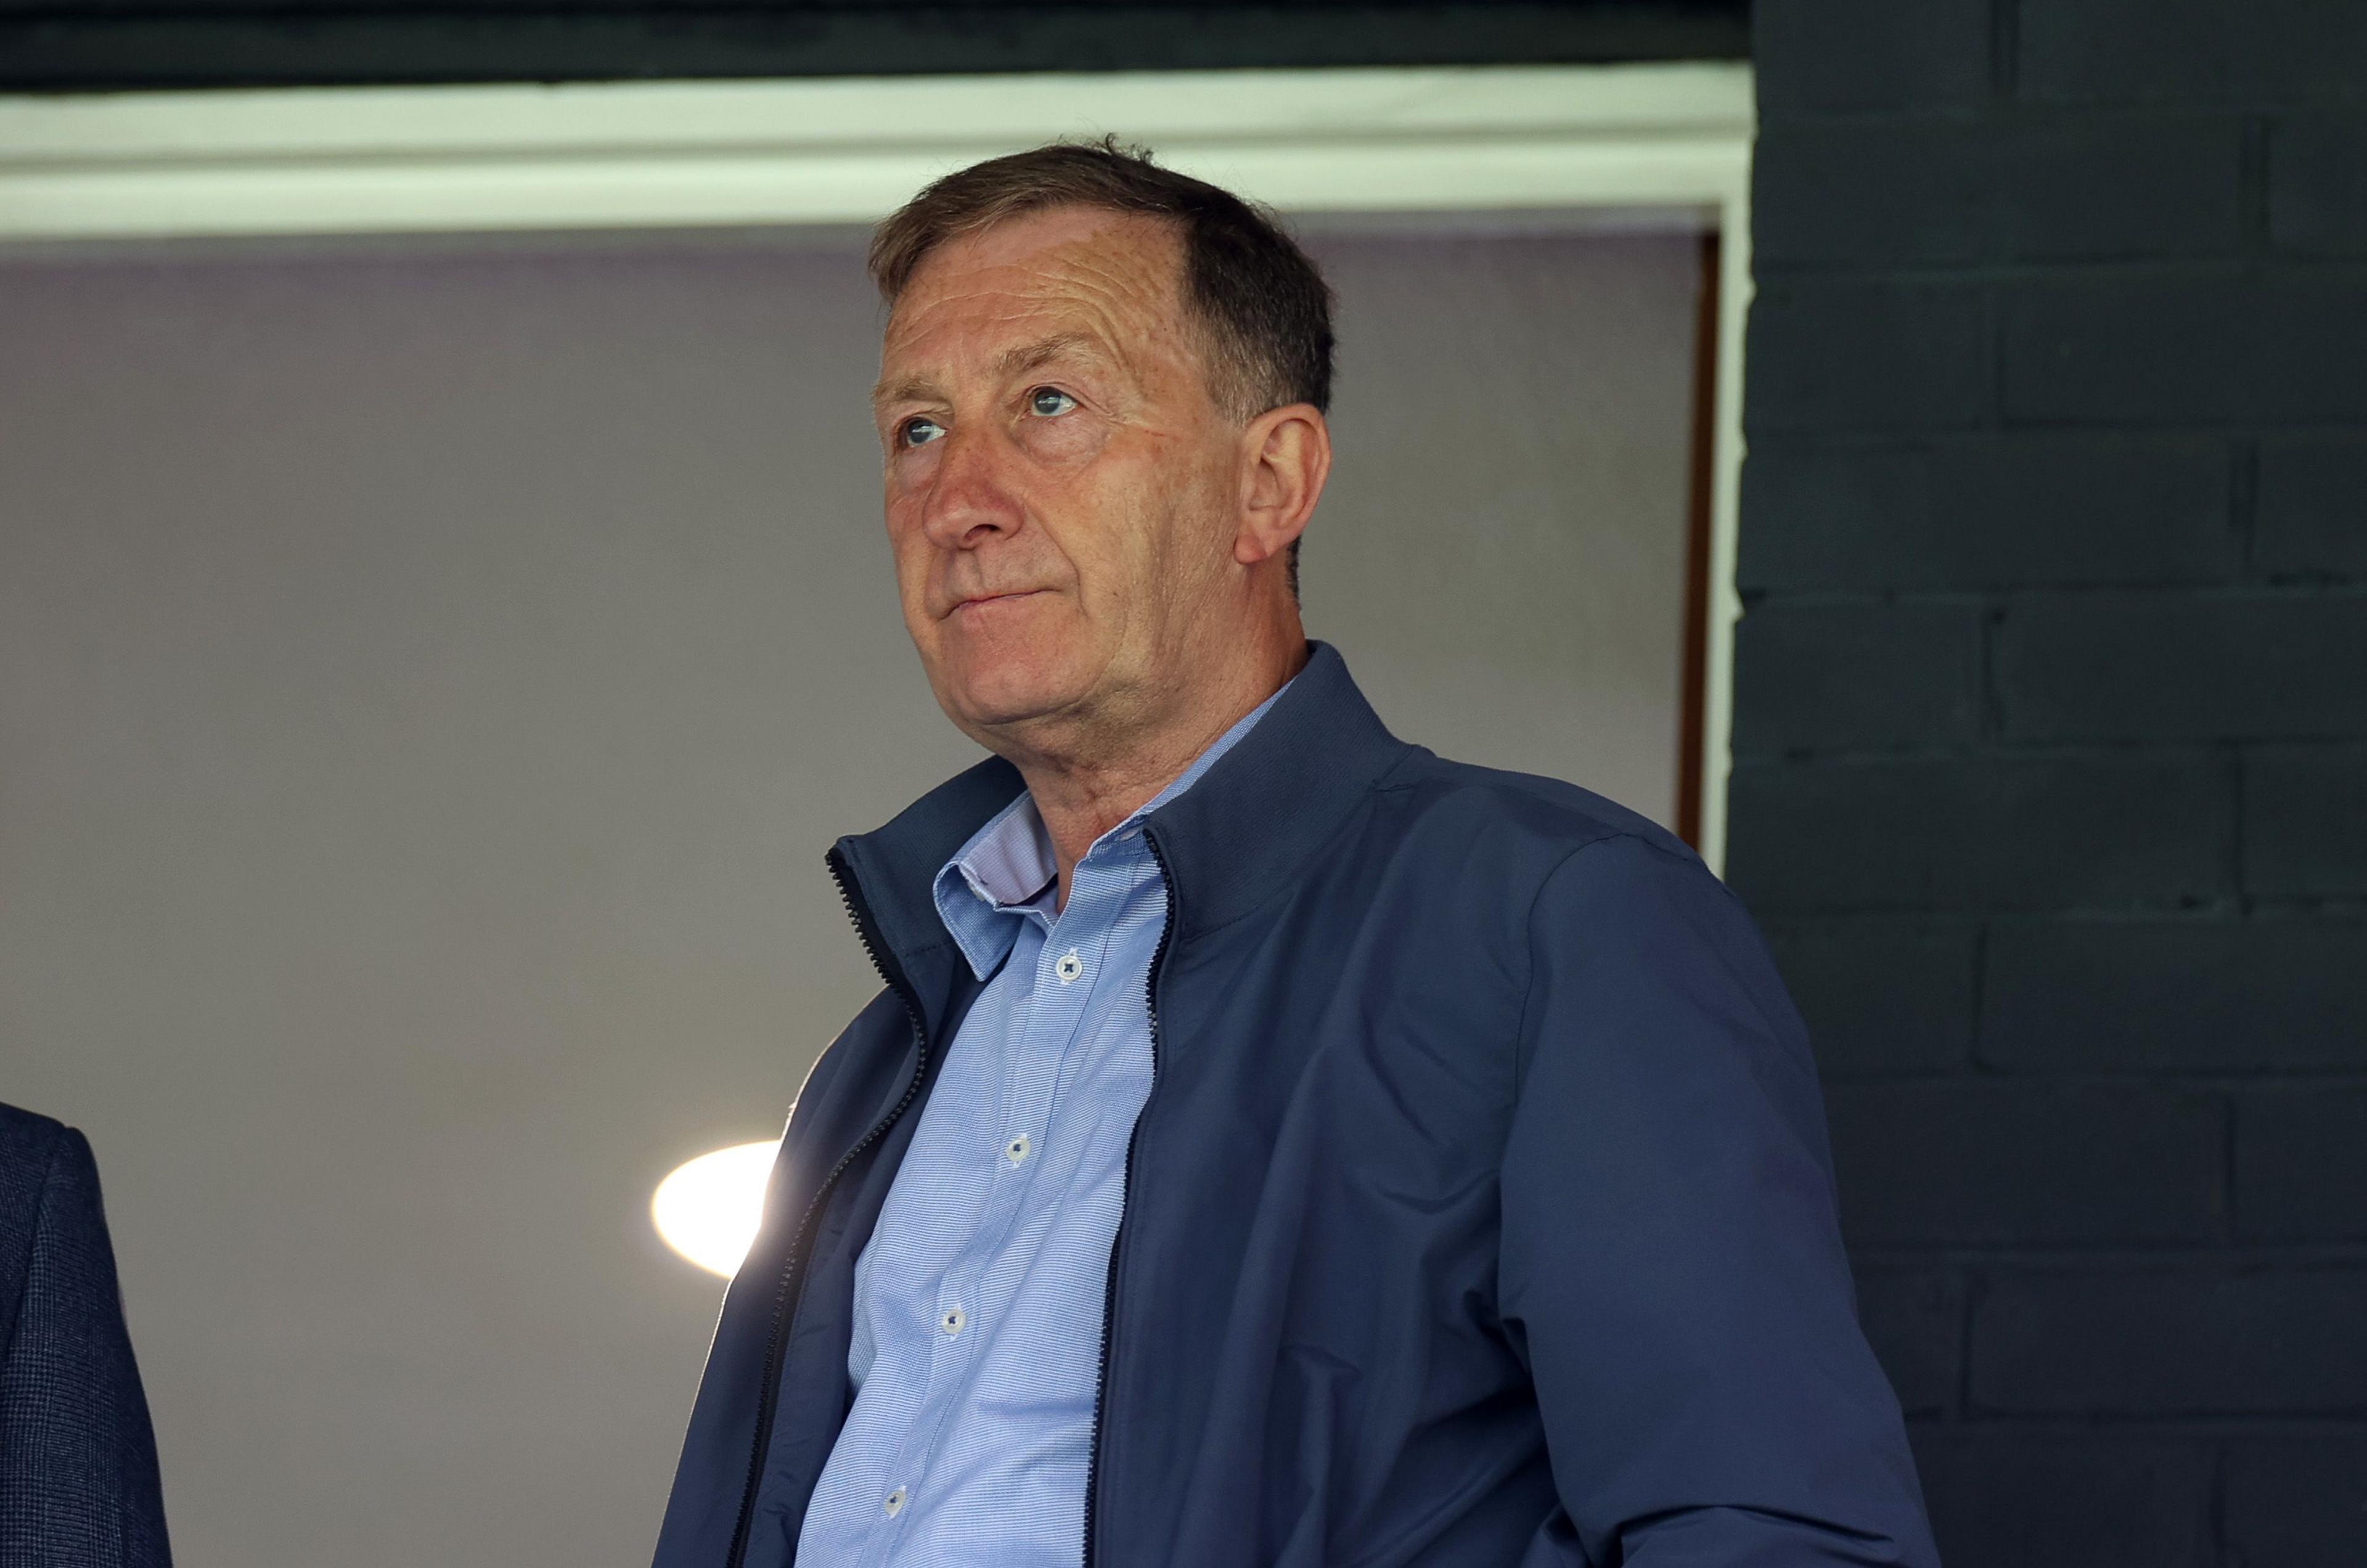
[[723, 846, 930, 1568], [1080, 827, 1177, 1568]]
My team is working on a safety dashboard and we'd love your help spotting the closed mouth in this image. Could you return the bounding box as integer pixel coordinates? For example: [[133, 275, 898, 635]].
[[949, 589, 1045, 616]]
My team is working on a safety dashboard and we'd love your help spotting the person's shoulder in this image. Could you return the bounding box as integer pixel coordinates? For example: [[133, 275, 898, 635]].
[[0, 1103, 83, 1288], [1375, 746, 1704, 875], [0, 1100, 73, 1185]]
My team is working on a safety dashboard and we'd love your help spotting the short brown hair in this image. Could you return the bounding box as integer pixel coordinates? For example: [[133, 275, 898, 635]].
[[869, 137, 1335, 422], [870, 139, 1335, 596]]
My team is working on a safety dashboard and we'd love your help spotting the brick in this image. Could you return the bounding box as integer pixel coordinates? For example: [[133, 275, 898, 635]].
[[2247, 746, 2367, 899], [2003, 274, 2367, 425], [1825, 1082, 2222, 1246], [1726, 756, 2229, 913], [1982, 917, 2367, 1072], [2021, 0, 2367, 107], [1746, 282, 1989, 434], [2222, 1438, 2367, 1567], [2258, 437, 2367, 578], [1754, 116, 2242, 267], [1733, 603, 1982, 757], [1910, 1429, 2211, 1568], [1855, 1270, 1960, 1416], [1996, 591, 2367, 741], [1970, 1265, 2367, 1414], [1739, 435, 2235, 593], [1751, 0, 1990, 119], [2271, 114, 2367, 253], [1764, 918, 1977, 1077], [2237, 1088, 2367, 1241]]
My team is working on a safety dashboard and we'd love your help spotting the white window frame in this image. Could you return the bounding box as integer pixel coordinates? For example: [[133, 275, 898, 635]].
[[0, 60, 1754, 871]]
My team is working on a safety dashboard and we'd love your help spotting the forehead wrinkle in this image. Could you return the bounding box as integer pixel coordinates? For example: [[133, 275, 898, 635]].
[[994, 331, 1110, 383], [1033, 234, 1224, 413], [875, 317, 1135, 416], [881, 219, 1203, 409]]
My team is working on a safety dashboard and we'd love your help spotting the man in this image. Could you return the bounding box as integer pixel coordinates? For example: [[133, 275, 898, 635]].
[[0, 1103, 173, 1566], [656, 141, 1936, 1567]]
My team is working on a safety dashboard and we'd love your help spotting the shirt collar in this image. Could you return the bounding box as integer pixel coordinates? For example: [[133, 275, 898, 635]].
[[931, 675, 1296, 979]]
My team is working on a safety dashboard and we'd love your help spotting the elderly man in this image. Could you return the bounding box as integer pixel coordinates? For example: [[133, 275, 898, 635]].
[[655, 141, 1936, 1568]]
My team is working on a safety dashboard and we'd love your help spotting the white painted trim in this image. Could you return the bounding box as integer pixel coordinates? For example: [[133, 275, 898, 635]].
[[0, 64, 1749, 239], [1699, 186, 1752, 878], [0, 61, 1753, 872]]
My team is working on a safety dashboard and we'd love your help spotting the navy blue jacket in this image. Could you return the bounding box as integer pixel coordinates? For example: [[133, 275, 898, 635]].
[[0, 1105, 172, 1568], [655, 644, 1937, 1567]]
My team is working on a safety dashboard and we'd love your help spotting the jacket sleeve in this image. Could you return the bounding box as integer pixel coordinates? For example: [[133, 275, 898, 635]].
[[0, 1125, 174, 1568], [1499, 834, 1937, 1567]]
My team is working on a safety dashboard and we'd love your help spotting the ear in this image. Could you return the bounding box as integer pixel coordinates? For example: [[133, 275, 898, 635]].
[[1233, 404, 1331, 570]]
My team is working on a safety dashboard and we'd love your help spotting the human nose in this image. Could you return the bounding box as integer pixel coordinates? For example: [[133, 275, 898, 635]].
[[917, 427, 1022, 552]]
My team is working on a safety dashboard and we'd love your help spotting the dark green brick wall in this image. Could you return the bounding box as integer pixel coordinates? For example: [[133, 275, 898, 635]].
[[1739, 3, 2367, 1562]]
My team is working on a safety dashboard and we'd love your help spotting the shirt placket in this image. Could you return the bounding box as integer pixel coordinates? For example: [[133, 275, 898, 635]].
[[864, 838, 1147, 1559], [873, 873, 1124, 1554], [1031, 849, 1137, 1127]]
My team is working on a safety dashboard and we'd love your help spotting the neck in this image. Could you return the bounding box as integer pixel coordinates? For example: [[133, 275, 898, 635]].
[[1014, 629, 1305, 909]]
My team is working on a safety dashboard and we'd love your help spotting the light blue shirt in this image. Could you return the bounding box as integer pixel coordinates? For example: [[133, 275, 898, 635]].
[[795, 682, 1290, 1567]]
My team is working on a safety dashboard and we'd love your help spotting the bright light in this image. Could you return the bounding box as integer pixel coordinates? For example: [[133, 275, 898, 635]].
[[652, 1141, 779, 1277]]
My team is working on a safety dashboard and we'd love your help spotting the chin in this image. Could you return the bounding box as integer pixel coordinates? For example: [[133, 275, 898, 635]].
[[933, 643, 1094, 734]]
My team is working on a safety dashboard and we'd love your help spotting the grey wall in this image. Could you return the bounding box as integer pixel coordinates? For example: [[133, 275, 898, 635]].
[[0, 224, 1699, 1566], [1309, 227, 1701, 827]]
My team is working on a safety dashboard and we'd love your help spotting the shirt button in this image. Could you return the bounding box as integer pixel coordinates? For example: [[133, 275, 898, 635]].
[[1055, 949, 1084, 984], [1005, 1133, 1032, 1166], [884, 1487, 906, 1517], [941, 1306, 965, 1337]]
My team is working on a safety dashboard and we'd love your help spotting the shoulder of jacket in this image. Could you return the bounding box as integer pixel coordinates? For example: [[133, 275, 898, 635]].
[[0, 1106, 80, 1324], [0, 1103, 72, 1186], [1374, 748, 1703, 870]]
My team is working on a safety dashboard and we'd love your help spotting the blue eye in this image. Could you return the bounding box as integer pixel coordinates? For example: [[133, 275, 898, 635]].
[[1029, 388, 1077, 417], [899, 416, 945, 448]]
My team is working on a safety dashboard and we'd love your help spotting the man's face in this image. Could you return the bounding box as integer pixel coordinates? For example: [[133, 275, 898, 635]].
[[872, 206, 1242, 748]]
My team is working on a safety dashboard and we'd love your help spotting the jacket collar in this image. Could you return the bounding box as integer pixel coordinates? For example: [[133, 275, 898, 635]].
[[830, 641, 1412, 1026]]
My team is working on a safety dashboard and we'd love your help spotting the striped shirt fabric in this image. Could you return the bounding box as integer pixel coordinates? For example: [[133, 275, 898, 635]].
[[795, 681, 1290, 1567]]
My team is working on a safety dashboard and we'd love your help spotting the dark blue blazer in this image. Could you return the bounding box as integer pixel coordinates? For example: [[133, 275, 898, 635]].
[[0, 1105, 171, 1567], [656, 643, 1937, 1567]]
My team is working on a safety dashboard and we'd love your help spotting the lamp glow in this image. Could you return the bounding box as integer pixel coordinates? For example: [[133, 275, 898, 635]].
[[652, 1141, 779, 1277]]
